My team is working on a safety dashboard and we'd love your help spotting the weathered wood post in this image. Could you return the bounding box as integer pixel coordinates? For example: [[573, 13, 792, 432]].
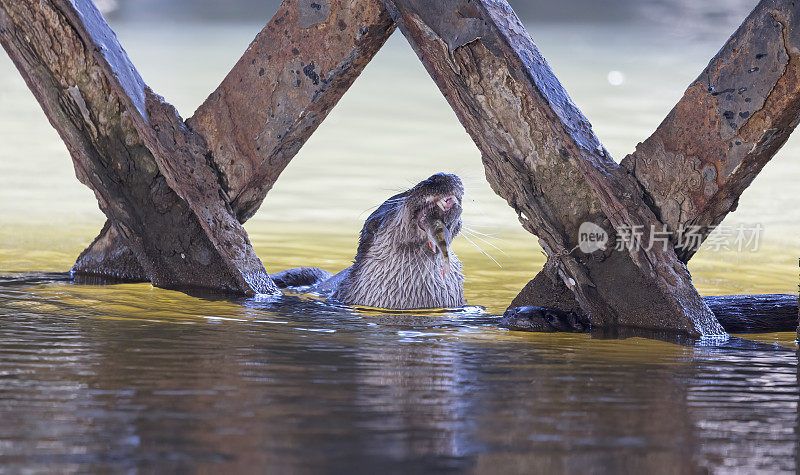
[[382, 0, 725, 337], [0, 0, 394, 293], [509, 0, 800, 328], [0, 0, 276, 295], [73, 0, 395, 282], [625, 1, 800, 259]]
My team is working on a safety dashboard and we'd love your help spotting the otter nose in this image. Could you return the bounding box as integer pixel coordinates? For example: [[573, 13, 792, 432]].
[[437, 195, 458, 212]]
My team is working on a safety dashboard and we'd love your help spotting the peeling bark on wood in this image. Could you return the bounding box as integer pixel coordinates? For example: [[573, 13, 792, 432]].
[[513, 0, 800, 323], [73, 0, 395, 280], [0, 0, 277, 296], [384, 0, 724, 336]]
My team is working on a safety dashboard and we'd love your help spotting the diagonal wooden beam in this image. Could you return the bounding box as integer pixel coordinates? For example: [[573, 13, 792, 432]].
[[512, 0, 800, 323], [189, 0, 395, 223], [622, 0, 800, 261], [72, 0, 395, 280], [382, 0, 724, 336], [0, 0, 277, 295]]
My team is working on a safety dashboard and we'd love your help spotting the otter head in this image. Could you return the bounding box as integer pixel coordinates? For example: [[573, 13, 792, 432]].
[[333, 173, 466, 309], [356, 173, 463, 262]]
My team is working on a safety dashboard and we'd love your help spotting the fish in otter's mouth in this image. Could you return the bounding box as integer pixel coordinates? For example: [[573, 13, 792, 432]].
[[269, 173, 466, 310], [412, 174, 463, 277]]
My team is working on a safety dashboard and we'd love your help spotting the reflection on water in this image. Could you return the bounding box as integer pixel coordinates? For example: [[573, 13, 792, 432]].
[[0, 3, 798, 473], [0, 275, 796, 472]]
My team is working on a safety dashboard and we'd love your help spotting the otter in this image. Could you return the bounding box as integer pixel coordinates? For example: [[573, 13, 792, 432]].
[[270, 173, 466, 310]]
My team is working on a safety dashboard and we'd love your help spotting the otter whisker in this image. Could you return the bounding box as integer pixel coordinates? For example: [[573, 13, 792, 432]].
[[461, 190, 481, 206], [462, 226, 504, 239], [459, 231, 502, 268], [461, 221, 498, 228], [462, 229, 507, 255], [462, 227, 507, 246], [458, 182, 483, 191]]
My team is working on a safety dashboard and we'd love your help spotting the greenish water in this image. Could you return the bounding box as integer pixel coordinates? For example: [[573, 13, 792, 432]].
[[0, 12, 798, 474]]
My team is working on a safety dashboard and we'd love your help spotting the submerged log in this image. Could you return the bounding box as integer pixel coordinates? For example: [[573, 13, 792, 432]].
[[704, 295, 799, 333], [383, 0, 723, 337], [72, 0, 395, 282], [502, 294, 799, 334], [510, 0, 800, 334]]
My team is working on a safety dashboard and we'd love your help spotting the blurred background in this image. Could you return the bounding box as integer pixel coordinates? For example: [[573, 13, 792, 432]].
[[94, 0, 755, 30], [1, 0, 797, 311]]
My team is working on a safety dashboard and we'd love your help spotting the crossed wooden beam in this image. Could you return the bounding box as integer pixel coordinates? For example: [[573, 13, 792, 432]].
[[1, 0, 798, 337]]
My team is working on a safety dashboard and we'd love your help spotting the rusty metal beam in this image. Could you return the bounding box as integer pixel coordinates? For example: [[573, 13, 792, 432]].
[[383, 0, 724, 336]]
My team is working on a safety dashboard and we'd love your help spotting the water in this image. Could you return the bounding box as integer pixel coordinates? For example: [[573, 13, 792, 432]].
[[0, 274, 796, 473], [0, 3, 798, 473]]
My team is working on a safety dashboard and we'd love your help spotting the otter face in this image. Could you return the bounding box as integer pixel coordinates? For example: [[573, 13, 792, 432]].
[[335, 173, 466, 309], [403, 173, 464, 253], [354, 173, 464, 259]]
